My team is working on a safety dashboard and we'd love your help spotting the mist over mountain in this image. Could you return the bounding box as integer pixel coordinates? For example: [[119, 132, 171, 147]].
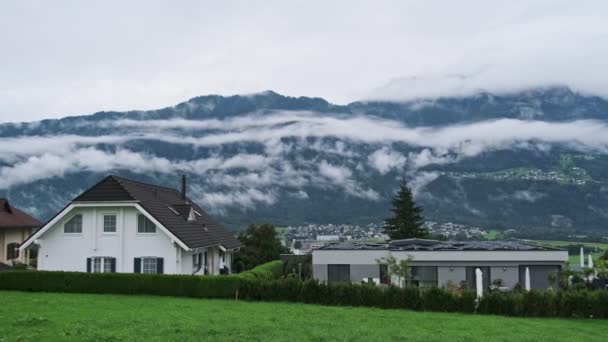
[[1, 86, 608, 235]]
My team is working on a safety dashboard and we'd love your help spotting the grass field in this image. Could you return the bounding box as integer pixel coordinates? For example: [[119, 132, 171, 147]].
[[526, 240, 608, 265], [1, 291, 607, 341]]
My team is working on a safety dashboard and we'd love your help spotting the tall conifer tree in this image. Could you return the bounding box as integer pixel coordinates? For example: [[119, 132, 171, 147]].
[[383, 180, 428, 240]]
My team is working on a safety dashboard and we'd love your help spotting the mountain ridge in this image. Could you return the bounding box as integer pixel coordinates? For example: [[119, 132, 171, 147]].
[[1, 86, 608, 237]]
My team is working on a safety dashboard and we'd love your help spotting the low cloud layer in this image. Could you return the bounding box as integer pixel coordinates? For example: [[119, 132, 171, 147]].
[[3, 111, 608, 210]]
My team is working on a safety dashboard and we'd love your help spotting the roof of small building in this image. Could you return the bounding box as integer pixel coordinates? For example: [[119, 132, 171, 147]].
[[71, 175, 240, 249], [0, 199, 42, 229], [316, 238, 561, 252]]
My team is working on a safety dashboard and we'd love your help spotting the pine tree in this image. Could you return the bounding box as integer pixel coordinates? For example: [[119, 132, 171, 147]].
[[383, 180, 428, 240]]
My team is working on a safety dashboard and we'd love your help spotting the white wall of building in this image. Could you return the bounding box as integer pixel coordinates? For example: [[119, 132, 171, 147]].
[[33, 205, 235, 275], [313, 250, 568, 265]]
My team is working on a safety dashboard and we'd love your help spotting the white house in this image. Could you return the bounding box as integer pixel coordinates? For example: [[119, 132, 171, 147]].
[[0, 199, 41, 265], [19, 175, 241, 275]]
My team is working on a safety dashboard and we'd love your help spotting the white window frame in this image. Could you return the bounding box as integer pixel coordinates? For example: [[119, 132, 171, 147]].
[[102, 213, 118, 234], [137, 214, 157, 234], [142, 257, 158, 274], [92, 257, 113, 273], [64, 214, 83, 234]]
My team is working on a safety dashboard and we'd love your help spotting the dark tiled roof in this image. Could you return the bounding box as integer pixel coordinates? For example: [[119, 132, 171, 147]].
[[317, 239, 560, 252], [73, 175, 240, 249], [0, 199, 42, 229], [73, 176, 135, 202]]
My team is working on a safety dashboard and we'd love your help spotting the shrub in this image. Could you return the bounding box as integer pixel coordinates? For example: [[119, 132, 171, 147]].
[[1, 270, 607, 319], [0, 271, 240, 299], [422, 287, 452, 312], [11, 263, 28, 271], [237, 260, 284, 280]]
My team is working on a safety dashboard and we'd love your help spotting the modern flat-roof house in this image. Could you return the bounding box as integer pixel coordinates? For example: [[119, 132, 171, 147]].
[[0, 199, 42, 265], [312, 239, 568, 290], [20, 175, 240, 275]]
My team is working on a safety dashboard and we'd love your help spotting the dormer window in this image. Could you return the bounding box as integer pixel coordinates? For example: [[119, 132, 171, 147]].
[[188, 208, 196, 222]]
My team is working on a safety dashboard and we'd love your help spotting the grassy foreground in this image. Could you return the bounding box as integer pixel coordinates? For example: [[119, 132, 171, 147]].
[[1, 291, 607, 342]]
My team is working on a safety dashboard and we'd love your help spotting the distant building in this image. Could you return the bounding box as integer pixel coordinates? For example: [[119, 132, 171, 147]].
[[316, 235, 340, 241], [0, 199, 42, 265], [312, 239, 568, 290]]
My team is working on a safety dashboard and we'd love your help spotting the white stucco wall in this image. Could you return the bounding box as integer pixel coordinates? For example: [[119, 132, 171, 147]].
[[36, 206, 182, 274]]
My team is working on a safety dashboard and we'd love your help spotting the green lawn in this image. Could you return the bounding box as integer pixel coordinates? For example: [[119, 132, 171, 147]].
[[568, 253, 602, 266], [526, 240, 608, 265], [530, 240, 608, 249], [1, 291, 607, 341], [484, 230, 501, 240]]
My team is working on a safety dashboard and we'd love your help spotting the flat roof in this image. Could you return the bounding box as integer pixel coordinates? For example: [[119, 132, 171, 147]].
[[316, 238, 561, 252]]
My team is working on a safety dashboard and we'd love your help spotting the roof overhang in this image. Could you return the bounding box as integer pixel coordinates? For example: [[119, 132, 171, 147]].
[[190, 243, 240, 253], [20, 202, 191, 252]]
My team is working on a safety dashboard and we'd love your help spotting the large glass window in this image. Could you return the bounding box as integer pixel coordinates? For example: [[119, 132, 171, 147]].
[[91, 257, 114, 273], [379, 264, 390, 284], [64, 214, 83, 233], [327, 264, 350, 283], [103, 214, 117, 233], [142, 257, 158, 274], [6, 243, 20, 260], [411, 266, 438, 288], [137, 214, 156, 233]]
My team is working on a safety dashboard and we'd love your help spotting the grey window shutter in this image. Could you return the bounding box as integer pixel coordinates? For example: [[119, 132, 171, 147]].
[[134, 258, 141, 273], [111, 258, 117, 273], [157, 258, 164, 274], [86, 258, 92, 273]]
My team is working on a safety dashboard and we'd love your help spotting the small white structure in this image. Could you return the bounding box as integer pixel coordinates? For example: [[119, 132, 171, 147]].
[[316, 235, 340, 241], [588, 255, 594, 281], [580, 247, 584, 268], [475, 268, 483, 298], [19, 175, 240, 275], [525, 267, 531, 291]]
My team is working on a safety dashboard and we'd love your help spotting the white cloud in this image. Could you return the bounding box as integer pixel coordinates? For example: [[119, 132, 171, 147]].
[[513, 190, 546, 202], [196, 188, 277, 212], [4, 111, 608, 209], [368, 147, 407, 174], [409, 172, 440, 196], [318, 160, 352, 184]]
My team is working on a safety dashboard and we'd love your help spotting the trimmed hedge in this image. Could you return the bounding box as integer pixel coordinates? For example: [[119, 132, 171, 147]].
[[477, 289, 608, 318], [237, 260, 284, 280], [238, 279, 477, 313], [0, 271, 240, 299], [1, 271, 607, 319]]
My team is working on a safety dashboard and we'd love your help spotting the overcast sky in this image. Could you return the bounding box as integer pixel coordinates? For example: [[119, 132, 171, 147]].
[[1, 0, 607, 122]]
